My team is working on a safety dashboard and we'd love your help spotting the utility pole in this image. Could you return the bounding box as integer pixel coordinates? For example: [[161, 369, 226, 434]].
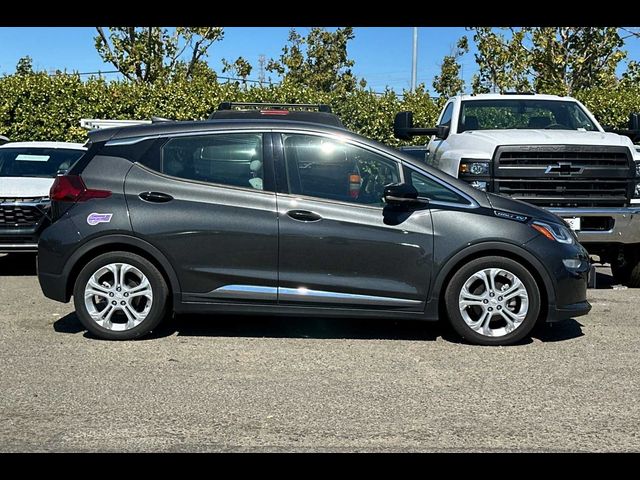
[[411, 27, 418, 92], [258, 54, 266, 87]]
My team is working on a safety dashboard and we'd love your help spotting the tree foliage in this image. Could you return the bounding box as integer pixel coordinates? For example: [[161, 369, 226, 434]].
[[94, 27, 223, 83], [433, 37, 469, 99], [468, 27, 626, 95], [266, 27, 361, 93]]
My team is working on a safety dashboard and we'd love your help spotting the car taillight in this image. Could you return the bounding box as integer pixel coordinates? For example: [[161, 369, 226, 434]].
[[50, 175, 111, 202]]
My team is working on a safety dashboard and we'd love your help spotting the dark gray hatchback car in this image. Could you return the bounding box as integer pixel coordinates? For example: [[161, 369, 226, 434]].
[[37, 108, 591, 345]]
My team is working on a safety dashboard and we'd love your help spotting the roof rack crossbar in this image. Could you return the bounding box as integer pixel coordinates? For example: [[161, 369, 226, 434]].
[[217, 102, 332, 113]]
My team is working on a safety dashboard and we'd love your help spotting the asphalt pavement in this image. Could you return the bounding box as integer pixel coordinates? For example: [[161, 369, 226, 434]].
[[0, 253, 638, 452]]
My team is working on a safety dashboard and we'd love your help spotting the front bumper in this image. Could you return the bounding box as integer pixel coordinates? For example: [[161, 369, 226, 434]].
[[0, 227, 43, 253], [547, 207, 640, 244], [547, 300, 591, 322]]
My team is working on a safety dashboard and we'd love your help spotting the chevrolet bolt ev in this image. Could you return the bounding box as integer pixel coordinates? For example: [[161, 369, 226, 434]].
[[37, 104, 591, 346]]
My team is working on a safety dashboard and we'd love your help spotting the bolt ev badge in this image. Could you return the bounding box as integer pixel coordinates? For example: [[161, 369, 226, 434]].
[[87, 213, 113, 225], [544, 162, 584, 176]]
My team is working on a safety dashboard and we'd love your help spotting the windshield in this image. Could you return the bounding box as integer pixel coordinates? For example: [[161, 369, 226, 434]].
[[0, 147, 85, 178], [458, 99, 598, 132]]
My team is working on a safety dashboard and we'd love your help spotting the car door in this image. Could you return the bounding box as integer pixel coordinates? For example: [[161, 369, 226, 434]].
[[273, 131, 434, 311], [124, 130, 279, 303]]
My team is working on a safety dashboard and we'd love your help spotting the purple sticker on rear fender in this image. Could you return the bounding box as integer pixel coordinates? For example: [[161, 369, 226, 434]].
[[87, 213, 113, 226]]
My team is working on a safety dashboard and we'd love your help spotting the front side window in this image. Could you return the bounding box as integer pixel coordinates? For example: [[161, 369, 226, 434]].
[[282, 134, 400, 206], [439, 103, 455, 127], [409, 169, 468, 205], [0, 148, 85, 178], [161, 133, 264, 190]]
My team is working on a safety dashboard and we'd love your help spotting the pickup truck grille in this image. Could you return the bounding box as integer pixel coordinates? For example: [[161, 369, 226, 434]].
[[493, 145, 633, 208], [0, 197, 48, 227]]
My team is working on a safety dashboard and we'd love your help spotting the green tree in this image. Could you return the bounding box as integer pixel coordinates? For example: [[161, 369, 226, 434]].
[[94, 27, 223, 83], [530, 27, 625, 95], [15, 56, 34, 75], [221, 56, 253, 83], [469, 27, 532, 94], [468, 27, 626, 95], [433, 37, 469, 99], [266, 27, 360, 93]]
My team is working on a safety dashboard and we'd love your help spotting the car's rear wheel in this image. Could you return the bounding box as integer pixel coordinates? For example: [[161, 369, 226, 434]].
[[73, 251, 169, 340], [445, 256, 541, 346]]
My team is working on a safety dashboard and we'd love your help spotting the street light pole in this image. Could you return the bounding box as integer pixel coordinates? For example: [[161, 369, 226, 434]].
[[411, 27, 418, 92]]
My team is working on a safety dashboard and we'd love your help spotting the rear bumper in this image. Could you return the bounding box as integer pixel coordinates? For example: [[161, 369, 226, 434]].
[[547, 300, 592, 322], [547, 207, 640, 244], [38, 271, 70, 303]]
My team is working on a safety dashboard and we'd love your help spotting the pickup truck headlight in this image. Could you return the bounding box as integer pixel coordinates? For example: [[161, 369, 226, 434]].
[[635, 182, 640, 198], [635, 161, 640, 178], [459, 160, 490, 176]]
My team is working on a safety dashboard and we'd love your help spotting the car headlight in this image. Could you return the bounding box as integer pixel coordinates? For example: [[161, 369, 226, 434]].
[[459, 160, 490, 176], [531, 221, 574, 244]]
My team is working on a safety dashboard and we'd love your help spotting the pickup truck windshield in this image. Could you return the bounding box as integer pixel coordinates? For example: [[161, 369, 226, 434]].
[[458, 99, 598, 132], [0, 148, 85, 178]]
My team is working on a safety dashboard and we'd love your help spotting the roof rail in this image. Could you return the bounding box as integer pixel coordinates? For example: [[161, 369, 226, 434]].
[[217, 102, 332, 113], [80, 119, 152, 130], [502, 91, 536, 95]]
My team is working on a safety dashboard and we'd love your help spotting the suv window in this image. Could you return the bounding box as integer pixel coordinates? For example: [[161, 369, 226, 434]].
[[282, 134, 400, 206], [161, 133, 264, 190], [408, 169, 468, 204], [439, 103, 454, 127]]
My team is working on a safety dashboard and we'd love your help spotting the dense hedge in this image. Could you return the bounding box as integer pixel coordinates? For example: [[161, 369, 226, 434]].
[[0, 72, 638, 145]]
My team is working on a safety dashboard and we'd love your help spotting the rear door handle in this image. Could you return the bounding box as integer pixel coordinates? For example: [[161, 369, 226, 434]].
[[286, 210, 322, 222], [139, 191, 174, 203]]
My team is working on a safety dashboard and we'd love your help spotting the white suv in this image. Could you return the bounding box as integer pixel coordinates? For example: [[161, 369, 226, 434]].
[[0, 141, 86, 252]]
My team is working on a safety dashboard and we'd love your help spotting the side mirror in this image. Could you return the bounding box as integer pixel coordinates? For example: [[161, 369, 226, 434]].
[[436, 125, 450, 140], [383, 183, 428, 208], [393, 111, 438, 140], [629, 113, 640, 131]]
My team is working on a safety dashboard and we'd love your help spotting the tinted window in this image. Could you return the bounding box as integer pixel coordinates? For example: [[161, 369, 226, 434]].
[[439, 103, 454, 127], [283, 134, 400, 206], [0, 148, 85, 178], [458, 100, 597, 132], [409, 169, 467, 204], [162, 133, 264, 190]]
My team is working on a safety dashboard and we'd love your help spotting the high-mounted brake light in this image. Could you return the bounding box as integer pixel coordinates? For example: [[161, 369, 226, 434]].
[[260, 109, 289, 116], [50, 175, 111, 202]]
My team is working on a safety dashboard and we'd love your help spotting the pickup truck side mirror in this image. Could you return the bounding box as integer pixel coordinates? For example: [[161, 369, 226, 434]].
[[383, 183, 428, 208], [436, 125, 450, 140], [629, 113, 640, 131], [394, 111, 438, 140]]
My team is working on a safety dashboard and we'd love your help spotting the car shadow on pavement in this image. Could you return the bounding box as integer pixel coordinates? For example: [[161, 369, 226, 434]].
[[0, 253, 37, 276], [53, 311, 585, 344]]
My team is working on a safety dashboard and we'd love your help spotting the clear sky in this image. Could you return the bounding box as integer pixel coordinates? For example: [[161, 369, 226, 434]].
[[0, 27, 638, 94]]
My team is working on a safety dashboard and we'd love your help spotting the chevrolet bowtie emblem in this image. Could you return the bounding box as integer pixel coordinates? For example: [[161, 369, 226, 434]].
[[544, 162, 584, 176]]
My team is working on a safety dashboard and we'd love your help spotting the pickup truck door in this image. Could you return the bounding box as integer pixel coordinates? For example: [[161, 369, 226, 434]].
[[427, 102, 455, 171]]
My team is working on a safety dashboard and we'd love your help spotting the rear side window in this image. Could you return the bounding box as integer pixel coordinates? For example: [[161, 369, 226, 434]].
[[161, 133, 264, 190], [282, 134, 400, 206]]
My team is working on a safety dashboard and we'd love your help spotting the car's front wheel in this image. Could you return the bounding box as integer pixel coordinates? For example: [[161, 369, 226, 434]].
[[445, 256, 541, 346], [73, 251, 169, 340]]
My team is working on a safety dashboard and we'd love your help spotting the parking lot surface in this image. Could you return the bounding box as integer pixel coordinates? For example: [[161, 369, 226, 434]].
[[0, 253, 638, 452]]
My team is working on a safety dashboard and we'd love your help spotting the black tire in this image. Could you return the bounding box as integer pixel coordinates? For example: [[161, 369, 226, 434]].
[[445, 256, 541, 346], [73, 251, 169, 340], [611, 258, 640, 288]]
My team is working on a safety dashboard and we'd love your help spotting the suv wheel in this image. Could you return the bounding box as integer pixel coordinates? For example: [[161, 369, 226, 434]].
[[445, 256, 541, 346], [73, 251, 169, 340]]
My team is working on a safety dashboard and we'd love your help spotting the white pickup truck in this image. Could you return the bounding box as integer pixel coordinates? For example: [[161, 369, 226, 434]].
[[395, 93, 640, 286]]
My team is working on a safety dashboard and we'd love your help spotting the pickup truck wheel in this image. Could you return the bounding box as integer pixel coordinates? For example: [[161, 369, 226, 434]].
[[445, 256, 541, 346], [611, 259, 640, 288], [73, 251, 169, 340]]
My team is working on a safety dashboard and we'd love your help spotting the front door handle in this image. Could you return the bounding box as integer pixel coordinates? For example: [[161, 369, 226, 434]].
[[139, 191, 174, 203], [286, 210, 322, 222]]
